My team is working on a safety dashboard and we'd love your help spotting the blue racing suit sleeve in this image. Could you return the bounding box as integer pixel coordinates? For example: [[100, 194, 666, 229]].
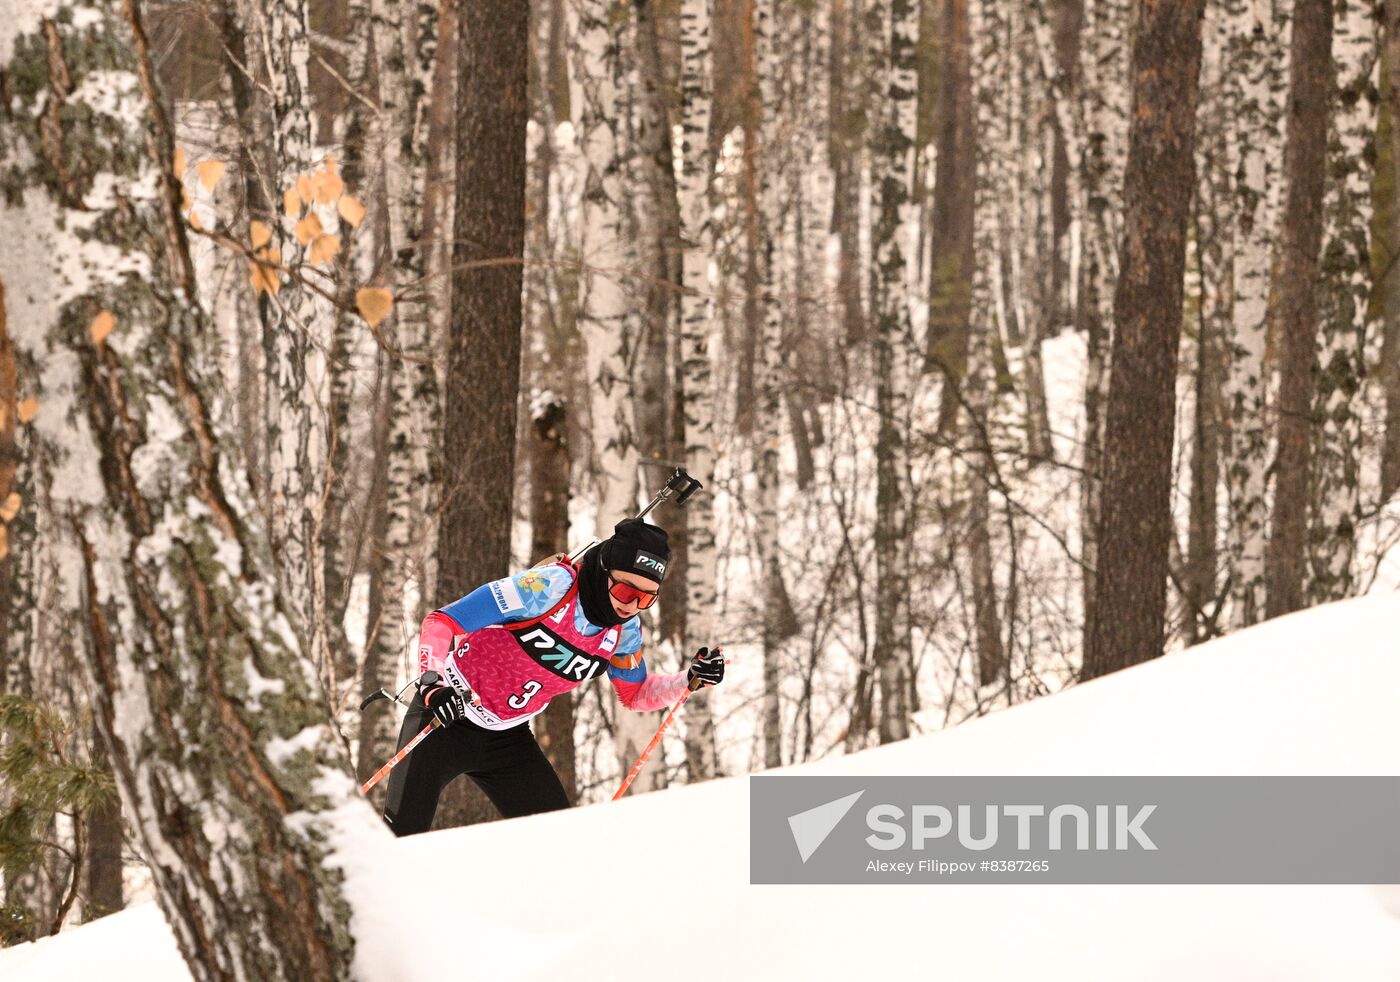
[[437, 583, 510, 633], [438, 565, 575, 632]]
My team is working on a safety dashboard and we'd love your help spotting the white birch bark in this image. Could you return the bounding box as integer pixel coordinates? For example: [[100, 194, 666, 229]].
[[678, 0, 720, 780], [871, 0, 918, 743], [1222, 0, 1288, 628], [236, 0, 332, 669], [570, 0, 653, 789], [1308, 0, 1377, 603], [0, 1, 370, 975], [968, 0, 1006, 689], [572, 0, 640, 533], [361, 0, 443, 775]]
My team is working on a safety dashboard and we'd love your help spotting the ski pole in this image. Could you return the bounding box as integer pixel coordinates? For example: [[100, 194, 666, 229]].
[[612, 681, 698, 800], [358, 671, 445, 795], [360, 718, 441, 794]]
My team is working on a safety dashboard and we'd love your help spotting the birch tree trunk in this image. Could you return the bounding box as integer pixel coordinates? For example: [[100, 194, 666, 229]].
[[243, 0, 329, 667], [573, 0, 641, 532], [969, 0, 1005, 689], [1308, 0, 1377, 604], [678, 0, 721, 780], [1186, 1, 1231, 644], [871, 0, 918, 743], [360, 0, 444, 790], [1267, 0, 1334, 620], [571, 0, 656, 790], [1083, 0, 1206, 679], [1383, 0, 1400, 503], [0, 0, 368, 975], [1221, 0, 1288, 629]]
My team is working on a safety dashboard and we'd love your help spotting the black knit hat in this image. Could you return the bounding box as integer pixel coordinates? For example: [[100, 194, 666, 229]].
[[601, 518, 671, 582]]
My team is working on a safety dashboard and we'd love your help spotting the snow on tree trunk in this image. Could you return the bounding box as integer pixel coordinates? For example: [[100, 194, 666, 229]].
[[870, 0, 917, 744], [0, 1, 371, 976], [1307, 0, 1377, 604], [1221, 0, 1288, 629], [678, 0, 720, 780]]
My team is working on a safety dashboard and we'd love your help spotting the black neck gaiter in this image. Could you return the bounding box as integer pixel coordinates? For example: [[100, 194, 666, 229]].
[[576, 545, 626, 628]]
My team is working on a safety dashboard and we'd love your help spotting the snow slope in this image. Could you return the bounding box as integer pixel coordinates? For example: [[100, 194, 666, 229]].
[[4, 592, 1399, 981]]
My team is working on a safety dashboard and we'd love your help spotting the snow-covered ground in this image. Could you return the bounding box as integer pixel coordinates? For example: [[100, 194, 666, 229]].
[[4, 591, 1399, 981]]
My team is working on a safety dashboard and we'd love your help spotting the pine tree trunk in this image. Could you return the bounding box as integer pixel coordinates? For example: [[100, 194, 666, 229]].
[[0, 1, 366, 975], [1076, 0, 1130, 654], [1266, 0, 1334, 620], [1307, 0, 1376, 604], [926, 0, 975, 429], [1083, 0, 1206, 680], [529, 400, 577, 801], [81, 719, 124, 921], [434, 0, 530, 824]]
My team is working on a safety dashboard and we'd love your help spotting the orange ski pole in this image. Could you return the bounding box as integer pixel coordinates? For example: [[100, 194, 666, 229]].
[[613, 676, 705, 801], [360, 718, 441, 794]]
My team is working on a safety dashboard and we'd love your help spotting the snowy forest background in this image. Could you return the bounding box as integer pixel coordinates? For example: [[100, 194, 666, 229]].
[[2, 0, 1398, 975]]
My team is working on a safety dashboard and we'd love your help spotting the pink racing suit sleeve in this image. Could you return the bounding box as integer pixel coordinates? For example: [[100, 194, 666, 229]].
[[416, 610, 465, 677], [608, 657, 690, 712]]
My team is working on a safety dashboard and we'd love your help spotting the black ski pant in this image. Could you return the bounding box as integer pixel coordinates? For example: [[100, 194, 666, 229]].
[[381, 695, 570, 836]]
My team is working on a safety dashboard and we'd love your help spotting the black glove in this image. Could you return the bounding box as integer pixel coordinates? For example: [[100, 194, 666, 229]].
[[687, 646, 725, 689], [423, 685, 468, 726]]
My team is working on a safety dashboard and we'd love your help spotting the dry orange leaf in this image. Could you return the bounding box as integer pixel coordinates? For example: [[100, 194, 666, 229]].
[[296, 175, 314, 204], [0, 525, 8, 561], [196, 159, 226, 192], [181, 189, 191, 213], [249, 246, 283, 296], [17, 397, 38, 424], [294, 212, 324, 246], [174, 146, 186, 177], [189, 210, 203, 231], [324, 154, 339, 177], [89, 310, 116, 346], [337, 194, 366, 228], [284, 187, 302, 219], [308, 234, 341, 265], [0, 492, 19, 523], [312, 171, 344, 205], [356, 287, 394, 327], [250, 220, 272, 250]]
